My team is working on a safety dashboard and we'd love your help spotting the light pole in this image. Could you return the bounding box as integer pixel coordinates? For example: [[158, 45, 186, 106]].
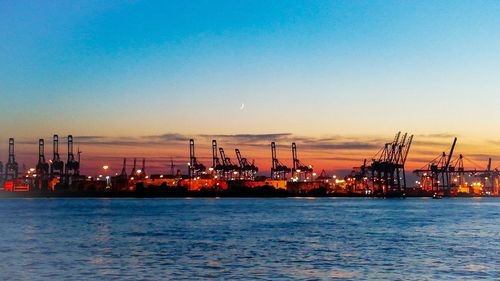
[[103, 165, 110, 189]]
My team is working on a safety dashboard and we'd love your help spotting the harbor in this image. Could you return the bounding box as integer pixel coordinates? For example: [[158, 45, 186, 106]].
[[1, 132, 498, 198]]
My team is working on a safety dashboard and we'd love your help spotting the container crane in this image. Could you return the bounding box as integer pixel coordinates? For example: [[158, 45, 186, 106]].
[[170, 158, 175, 176], [140, 158, 146, 178], [65, 135, 80, 176], [211, 140, 224, 178], [414, 137, 457, 193], [367, 132, 413, 196], [188, 139, 206, 178], [219, 147, 239, 180], [235, 148, 258, 180], [349, 159, 370, 194], [130, 158, 137, 179], [50, 134, 64, 179], [478, 158, 499, 195], [120, 158, 127, 177], [291, 142, 313, 182], [271, 142, 290, 180], [0, 161, 3, 182], [35, 139, 50, 190], [4, 138, 19, 181]]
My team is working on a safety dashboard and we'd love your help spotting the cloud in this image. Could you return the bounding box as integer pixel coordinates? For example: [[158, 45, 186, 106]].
[[145, 133, 189, 142], [67, 135, 106, 140], [198, 133, 292, 143], [417, 133, 457, 139], [301, 142, 378, 150], [314, 156, 368, 162]]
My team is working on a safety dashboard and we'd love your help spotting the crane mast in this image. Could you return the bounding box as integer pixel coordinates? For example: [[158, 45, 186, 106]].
[[271, 142, 290, 180], [4, 138, 19, 181], [188, 139, 206, 179], [291, 142, 313, 182], [50, 134, 64, 179], [35, 139, 50, 190]]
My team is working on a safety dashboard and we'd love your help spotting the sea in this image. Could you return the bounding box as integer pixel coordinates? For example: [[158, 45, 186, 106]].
[[0, 198, 498, 280]]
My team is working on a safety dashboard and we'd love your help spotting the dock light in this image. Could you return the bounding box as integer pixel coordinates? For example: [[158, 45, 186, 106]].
[[233, 171, 238, 175], [160, 175, 164, 178], [103, 165, 109, 170], [88, 176, 92, 179], [105, 176, 110, 179], [29, 168, 35, 172], [296, 169, 301, 173], [99, 175, 103, 178], [312, 173, 317, 176], [208, 168, 213, 171], [131, 177, 135, 180], [137, 169, 142, 174]]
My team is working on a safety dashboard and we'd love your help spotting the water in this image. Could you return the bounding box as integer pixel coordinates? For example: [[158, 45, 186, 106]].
[[0, 198, 499, 280]]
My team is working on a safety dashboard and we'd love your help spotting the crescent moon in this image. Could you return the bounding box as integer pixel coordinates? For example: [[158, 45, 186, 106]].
[[240, 103, 245, 110]]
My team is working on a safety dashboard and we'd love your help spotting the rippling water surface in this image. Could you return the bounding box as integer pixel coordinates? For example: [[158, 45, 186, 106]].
[[0, 198, 499, 280]]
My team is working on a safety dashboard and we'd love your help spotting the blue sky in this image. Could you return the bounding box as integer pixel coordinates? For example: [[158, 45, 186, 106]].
[[1, 1, 500, 173]]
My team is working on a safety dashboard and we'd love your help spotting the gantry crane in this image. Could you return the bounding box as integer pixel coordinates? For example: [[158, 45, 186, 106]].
[[35, 139, 50, 190], [0, 160, 3, 182], [211, 140, 224, 178], [414, 137, 457, 192], [129, 158, 146, 179], [188, 139, 206, 178], [64, 135, 80, 186], [50, 134, 64, 179], [366, 132, 413, 196], [4, 138, 19, 181], [219, 147, 239, 180], [130, 158, 138, 179], [140, 158, 146, 179], [271, 142, 290, 180], [65, 135, 80, 176], [235, 148, 258, 180], [291, 142, 313, 182], [121, 158, 127, 177], [349, 159, 370, 193], [478, 158, 500, 195], [170, 158, 176, 176], [451, 155, 496, 194]]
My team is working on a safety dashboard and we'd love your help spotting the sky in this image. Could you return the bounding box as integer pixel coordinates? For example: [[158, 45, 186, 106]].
[[1, 0, 500, 175]]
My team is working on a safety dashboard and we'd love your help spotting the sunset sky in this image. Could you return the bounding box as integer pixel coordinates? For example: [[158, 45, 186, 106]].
[[1, 1, 500, 175]]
